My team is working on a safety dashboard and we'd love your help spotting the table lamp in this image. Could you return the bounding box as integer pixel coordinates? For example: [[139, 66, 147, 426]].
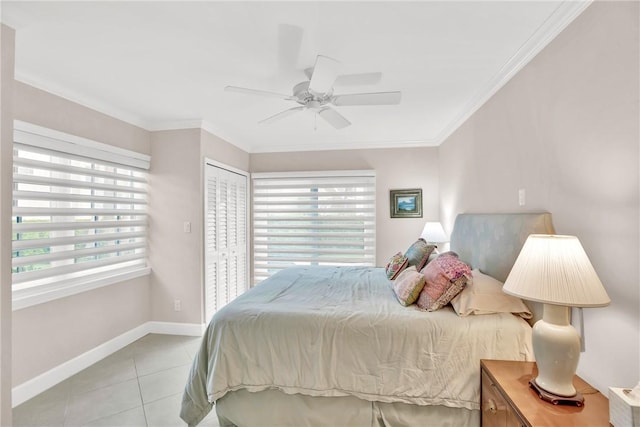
[[503, 234, 610, 405], [420, 222, 448, 249]]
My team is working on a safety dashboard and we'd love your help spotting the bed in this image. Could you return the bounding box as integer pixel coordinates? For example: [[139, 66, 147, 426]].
[[181, 212, 555, 426]]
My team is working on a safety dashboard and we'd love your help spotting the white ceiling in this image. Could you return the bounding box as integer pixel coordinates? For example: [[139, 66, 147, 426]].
[[1, 1, 590, 153]]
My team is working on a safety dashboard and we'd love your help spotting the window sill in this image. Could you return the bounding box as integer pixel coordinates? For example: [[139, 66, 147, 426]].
[[12, 266, 151, 311]]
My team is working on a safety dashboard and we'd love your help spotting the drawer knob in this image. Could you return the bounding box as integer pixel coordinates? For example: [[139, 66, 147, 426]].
[[486, 398, 497, 414]]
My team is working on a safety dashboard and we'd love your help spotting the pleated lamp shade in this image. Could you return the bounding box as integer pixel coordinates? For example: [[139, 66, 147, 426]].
[[503, 234, 610, 307], [420, 222, 448, 244]]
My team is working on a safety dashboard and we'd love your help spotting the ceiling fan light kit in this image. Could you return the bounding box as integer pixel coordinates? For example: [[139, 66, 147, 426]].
[[225, 54, 401, 129]]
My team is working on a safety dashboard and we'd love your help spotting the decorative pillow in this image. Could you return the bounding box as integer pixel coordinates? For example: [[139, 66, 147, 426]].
[[451, 269, 532, 319], [416, 252, 471, 311], [426, 251, 438, 265], [385, 252, 409, 280], [404, 239, 437, 271], [393, 266, 426, 306]]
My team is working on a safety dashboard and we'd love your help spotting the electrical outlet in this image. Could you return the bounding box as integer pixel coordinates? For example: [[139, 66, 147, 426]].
[[183, 221, 191, 233], [518, 188, 526, 206], [174, 299, 182, 311]]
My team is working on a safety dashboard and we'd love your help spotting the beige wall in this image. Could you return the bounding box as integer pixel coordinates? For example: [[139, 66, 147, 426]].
[[1, 24, 15, 425], [13, 82, 149, 155], [201, 128, 250, 173], [11, 82, 153, 386], [251, 147, 440, 266], [439, 1, 639, 392], [148, 129, 202, 323], [148, 128, 250, 324], [12, 279, 150, 385]]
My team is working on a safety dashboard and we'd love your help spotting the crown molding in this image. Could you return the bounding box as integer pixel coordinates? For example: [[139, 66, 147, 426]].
[[246, 137, 438, 154], [15, 72, 151, 131], [434, 0, 592, 145]]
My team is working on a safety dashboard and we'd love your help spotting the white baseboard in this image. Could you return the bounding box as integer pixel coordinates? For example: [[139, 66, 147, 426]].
[[12, 321, 205, 407], [147, 320, 206, 336]]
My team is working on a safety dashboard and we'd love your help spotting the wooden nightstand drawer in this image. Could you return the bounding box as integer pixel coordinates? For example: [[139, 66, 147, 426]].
[[481, 360, 610, 427], [482, 369, 526, 427]]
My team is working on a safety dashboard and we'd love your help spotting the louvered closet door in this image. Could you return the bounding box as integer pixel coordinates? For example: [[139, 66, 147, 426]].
[[204, 162, 248, 323]]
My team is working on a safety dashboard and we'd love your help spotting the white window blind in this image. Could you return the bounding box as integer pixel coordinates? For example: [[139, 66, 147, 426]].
[[12, 121, 150, 303], [252, 170, 376, 283]]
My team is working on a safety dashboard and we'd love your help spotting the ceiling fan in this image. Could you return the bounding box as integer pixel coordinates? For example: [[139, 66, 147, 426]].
[[225, 55, 401, 129]]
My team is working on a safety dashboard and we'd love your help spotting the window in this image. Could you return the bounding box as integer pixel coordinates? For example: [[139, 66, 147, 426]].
[[12, 121, 150, 308], [252, 170, 376, 283]]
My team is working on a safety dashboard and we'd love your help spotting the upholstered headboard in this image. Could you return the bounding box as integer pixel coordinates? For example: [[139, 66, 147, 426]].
[[449, 213, 555, 323]]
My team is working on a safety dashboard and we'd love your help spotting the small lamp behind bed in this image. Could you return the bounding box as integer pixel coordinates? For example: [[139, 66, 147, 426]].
[[420, 222, 448, 252], [503, 234, 610, 406]]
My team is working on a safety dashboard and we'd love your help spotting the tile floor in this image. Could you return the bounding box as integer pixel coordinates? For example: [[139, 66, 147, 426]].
[[13, 334, 220, 427]]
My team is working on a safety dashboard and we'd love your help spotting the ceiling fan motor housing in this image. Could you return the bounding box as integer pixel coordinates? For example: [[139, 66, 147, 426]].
[[293, 81, 333, 108]]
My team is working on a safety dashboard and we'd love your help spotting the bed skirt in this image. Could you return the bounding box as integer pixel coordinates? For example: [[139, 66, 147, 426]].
[[215, 388, 479, 427]]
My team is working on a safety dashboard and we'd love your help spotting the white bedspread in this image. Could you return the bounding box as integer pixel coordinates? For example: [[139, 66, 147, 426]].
[[181, 266, 533, 426]]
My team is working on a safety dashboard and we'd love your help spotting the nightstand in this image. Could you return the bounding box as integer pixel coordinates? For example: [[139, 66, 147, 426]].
[[481, 359, 610, 427]]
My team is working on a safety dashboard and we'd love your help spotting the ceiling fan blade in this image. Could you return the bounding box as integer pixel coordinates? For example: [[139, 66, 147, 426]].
[[303, 67, 313, 80], [334, 72, 382, 86], [332, 91, 402, 106], [225, 86, 295, 101], [318, 107, 351, 129], [277, 24, 303, 73], [308, 55, 340, 95], [259, 106, 305, 125]]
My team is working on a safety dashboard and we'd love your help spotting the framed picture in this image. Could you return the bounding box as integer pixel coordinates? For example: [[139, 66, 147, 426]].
[[390, 189, 422, 218]]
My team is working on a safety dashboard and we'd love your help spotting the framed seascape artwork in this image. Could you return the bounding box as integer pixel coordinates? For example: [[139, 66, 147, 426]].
[[390, 189, 422, 218]]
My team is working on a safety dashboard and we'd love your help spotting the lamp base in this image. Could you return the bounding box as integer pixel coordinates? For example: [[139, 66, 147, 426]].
[[529, 379, 584, 407]]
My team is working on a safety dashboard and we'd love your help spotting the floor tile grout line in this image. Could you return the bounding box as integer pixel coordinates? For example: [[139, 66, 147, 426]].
[[64, 373, 142, 426], [80, 405, 146, 427], [62, 381, 72, 427], [65, 357, 139, 399], [132, 351, 151, 427]]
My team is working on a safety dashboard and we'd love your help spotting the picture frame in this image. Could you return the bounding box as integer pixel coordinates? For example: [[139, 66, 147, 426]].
[[390, 189, 422, 218]]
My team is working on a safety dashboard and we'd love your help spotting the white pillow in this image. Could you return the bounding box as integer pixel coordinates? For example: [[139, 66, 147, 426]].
[[450, 269, 532, 319]]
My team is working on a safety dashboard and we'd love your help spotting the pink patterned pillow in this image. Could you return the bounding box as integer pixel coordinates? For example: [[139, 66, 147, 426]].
[[393, 266, 425, 306], [385, 252, 409, 280], [416, 252, 471, 311]]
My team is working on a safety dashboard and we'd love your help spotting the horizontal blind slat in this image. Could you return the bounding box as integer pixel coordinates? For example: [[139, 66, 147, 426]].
[[254, 232, 375, 239], [253, 182, 375, 190], [12, 241, 146, 267], [253, 248, 376, 256], [253, 256, 374, 264], [252, 191, 375, 199], [253, 211, 375, 216], [12, 231, 146, 250], [13, 220, 146, 232], [253, 223, 373, 230], [12, 253, 146, 284], [14, 207, 145, 217], [13, 190, 147, 206], [14, 174, 147, 195], [14, 156, 148, 184]]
